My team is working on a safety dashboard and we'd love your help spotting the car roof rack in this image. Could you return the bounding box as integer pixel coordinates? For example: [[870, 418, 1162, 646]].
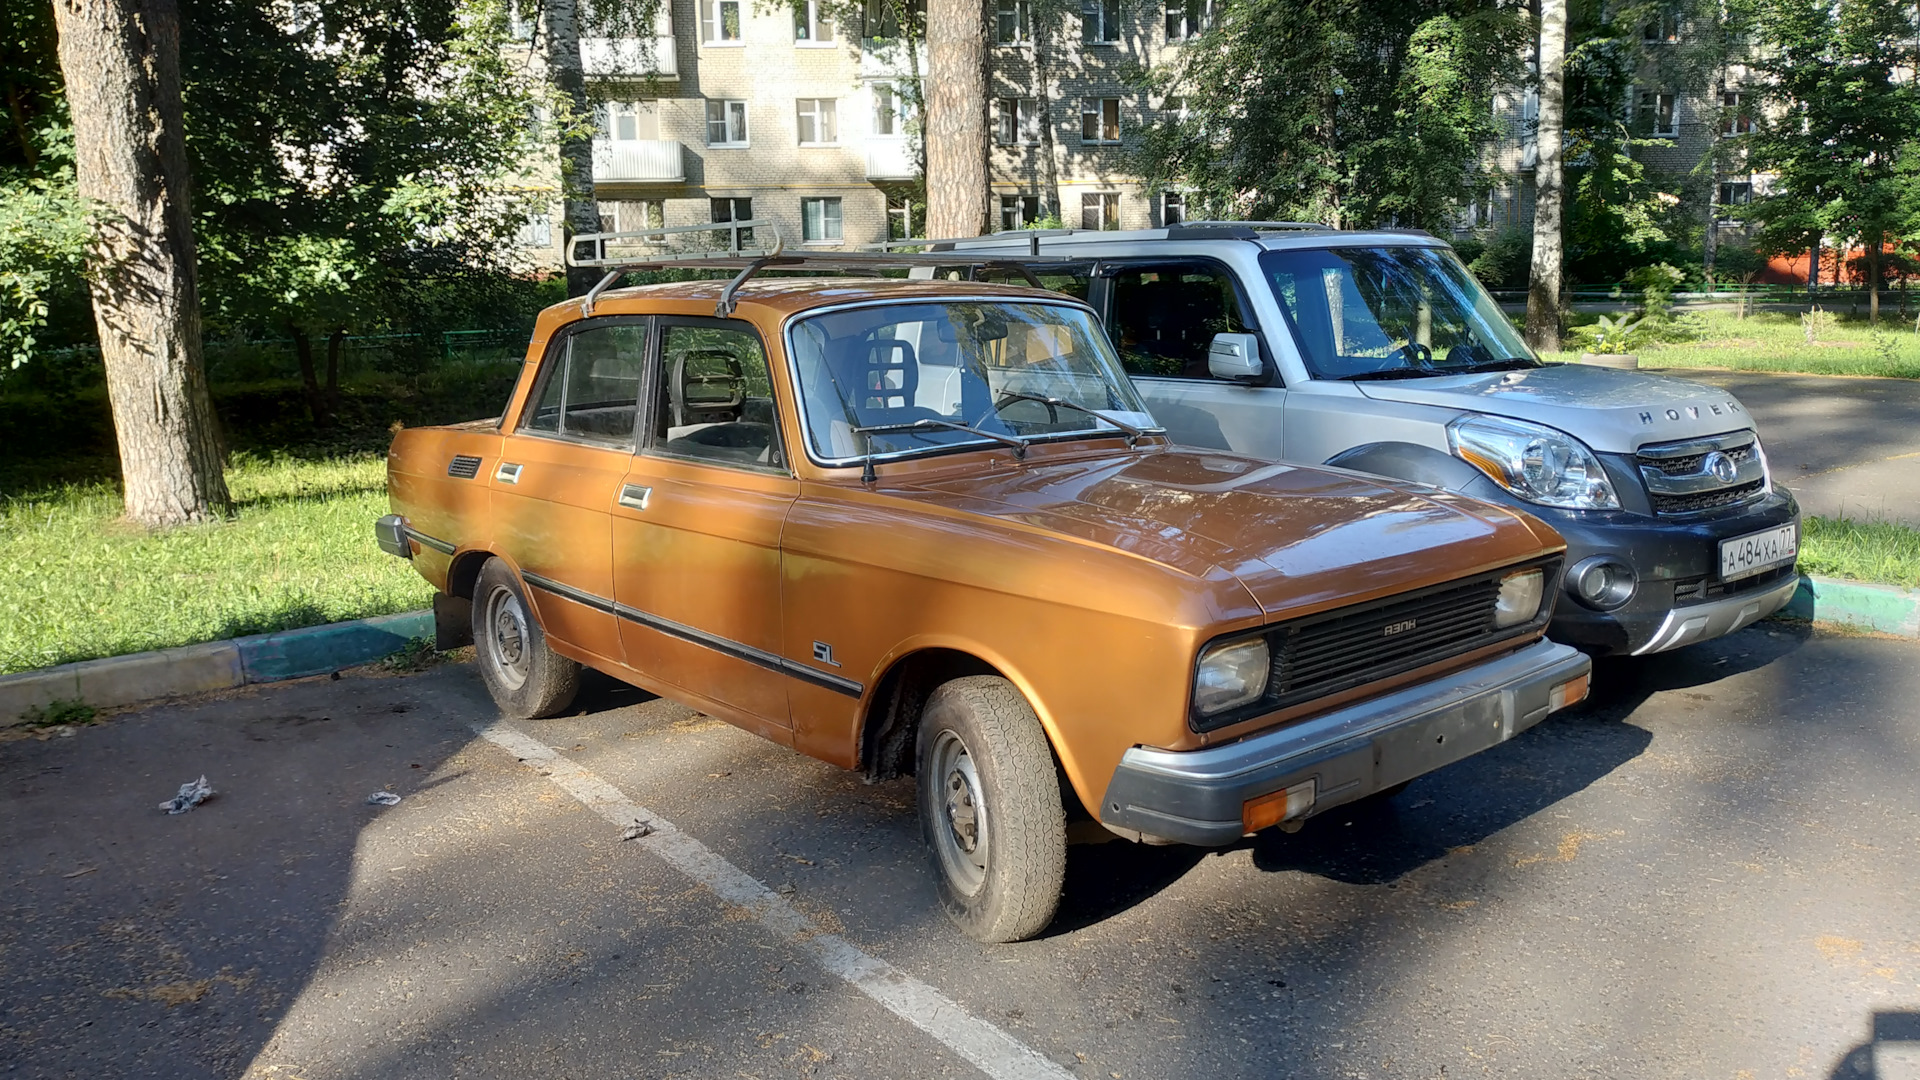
[[863, 220, 1341, 254], [564, 221, 1082, 316]]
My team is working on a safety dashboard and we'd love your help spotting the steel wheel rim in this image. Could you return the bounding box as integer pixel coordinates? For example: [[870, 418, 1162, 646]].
[[929, 729, 989, 895], [483, 584, 531, 691]]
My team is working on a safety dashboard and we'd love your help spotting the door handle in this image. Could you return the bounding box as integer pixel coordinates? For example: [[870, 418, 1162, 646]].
[[618, 484, 652, 511], [495, 462, 522, 484]]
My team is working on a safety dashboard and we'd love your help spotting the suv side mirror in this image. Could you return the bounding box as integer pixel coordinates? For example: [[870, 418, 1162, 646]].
[[1208, 333, 1264, 381]]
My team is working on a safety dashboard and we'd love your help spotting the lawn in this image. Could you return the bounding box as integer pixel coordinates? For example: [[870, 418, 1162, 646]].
[[1797, 515, 1920, 590], [1544, 309, 1920, 379], [0, 453, 432, 676]]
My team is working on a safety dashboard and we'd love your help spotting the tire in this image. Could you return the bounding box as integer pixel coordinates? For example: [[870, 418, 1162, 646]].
[[916, 676, 1068, 943], [471, 558, 580, 720]]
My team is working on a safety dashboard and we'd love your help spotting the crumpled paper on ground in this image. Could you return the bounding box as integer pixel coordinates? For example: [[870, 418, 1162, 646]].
[[366, 791, 402, 806], [160, 776, 214, 814]]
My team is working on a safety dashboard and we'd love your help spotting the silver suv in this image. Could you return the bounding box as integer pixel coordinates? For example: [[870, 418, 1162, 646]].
[[928, 223, 1801, 656]]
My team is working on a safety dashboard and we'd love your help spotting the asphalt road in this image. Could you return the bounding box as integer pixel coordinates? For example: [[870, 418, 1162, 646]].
[[1646, 369, 1920, 528], [4, 624, 1918, 1080]]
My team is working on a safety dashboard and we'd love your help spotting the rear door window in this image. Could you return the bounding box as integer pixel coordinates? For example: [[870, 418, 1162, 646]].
[[1100, 261, 1252, 379]]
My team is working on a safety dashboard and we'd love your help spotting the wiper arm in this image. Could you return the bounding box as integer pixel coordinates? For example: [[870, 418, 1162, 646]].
[[850, 418, 1029, 482], [1336, 368, 1431, 382], [1450, 358, 1540, 374], [988, 391, 1153, 448]]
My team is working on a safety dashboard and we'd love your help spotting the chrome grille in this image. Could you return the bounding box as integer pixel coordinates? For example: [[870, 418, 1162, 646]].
[[1636, 431, 1768, 516]]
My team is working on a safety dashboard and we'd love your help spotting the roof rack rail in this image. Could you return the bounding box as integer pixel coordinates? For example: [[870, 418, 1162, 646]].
[[564, 222, 1077, 317], [1171, 220, 1333, 230], [866, 230, 1079, 257]]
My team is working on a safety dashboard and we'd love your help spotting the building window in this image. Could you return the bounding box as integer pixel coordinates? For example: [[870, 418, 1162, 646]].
[[599, 101, 660, 142], [795, 0, 835, 43], [636, 199, 666, 240], [873, 83, 903, 136], [801, 197, 843, 242], [699, 0, 743, 43], [1165, 0, 1211, 40], [864, 0, 924, 40], [1643, 11, 1680, 42], [1081, 98, 1120, 143], [996, 97, 1039, 144], [1081, 192, 1119, 230], [1721, 91, 1755, 135], [1081, 0, 1119, 42], [1716, 181, 1752, 220], [995, 0, 1028, 43], [1000, 194, 1044, 230], [707, 99, 749, 146], [1160, 190, 1184, 225], [888, 192, 916, 240], [797, 98, 839, 145], [1639, 91, 1677, 137], [515, 211, 552, 247], [711, 197, 754, 245]]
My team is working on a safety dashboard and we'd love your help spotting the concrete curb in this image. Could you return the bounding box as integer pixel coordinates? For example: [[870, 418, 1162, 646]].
[[1782, 575, 1920, 637], [0, 610, 434, 726]]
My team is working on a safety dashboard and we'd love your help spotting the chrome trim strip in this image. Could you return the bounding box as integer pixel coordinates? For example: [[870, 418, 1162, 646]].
[[403, 527, 456, 555], [1634, 430, 1756, 460], [520, 572, 864, 699]]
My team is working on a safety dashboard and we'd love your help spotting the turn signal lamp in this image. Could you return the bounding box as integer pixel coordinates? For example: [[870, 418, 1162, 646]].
[[1243, 779, 1316, 834], [1549, 673, 1591, 712]]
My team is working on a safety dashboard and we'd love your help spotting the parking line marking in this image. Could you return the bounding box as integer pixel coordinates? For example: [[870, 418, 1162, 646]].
[[472, 720, 1075, 1080]]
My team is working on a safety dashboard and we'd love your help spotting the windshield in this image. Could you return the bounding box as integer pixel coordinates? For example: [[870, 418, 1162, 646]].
[[788, 300, 1158, 463], [1259, 246, 1538, 381]]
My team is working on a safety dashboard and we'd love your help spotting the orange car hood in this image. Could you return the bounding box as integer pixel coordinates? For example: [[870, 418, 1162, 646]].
[[904, 448, 1554, 617]]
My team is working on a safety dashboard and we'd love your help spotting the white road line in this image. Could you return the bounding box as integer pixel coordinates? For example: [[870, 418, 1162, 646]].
[[471, 720, 1076, 1080]]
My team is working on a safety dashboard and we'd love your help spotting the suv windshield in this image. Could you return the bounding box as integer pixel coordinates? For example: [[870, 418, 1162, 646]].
[[788, 300, 1158, 463], [1259, 246, 1538, 381]]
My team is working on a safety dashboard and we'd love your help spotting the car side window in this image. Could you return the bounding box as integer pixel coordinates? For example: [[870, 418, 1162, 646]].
[[645, 321, 787, 472], [1104, 262, 1252, 380], [520, 323, 648, 445]]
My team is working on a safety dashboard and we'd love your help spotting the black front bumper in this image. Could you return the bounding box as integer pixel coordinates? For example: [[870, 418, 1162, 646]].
[[1099, 639, 1591, 847], [1456, 471, 1802, 655]]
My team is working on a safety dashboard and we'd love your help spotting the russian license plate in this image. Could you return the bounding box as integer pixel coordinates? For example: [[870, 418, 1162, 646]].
[[1719, 523, 1798, 581]]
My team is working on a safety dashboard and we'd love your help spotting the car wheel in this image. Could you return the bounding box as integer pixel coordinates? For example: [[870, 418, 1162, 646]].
[[916, 676, 1067, 943], [472, 557, 580, 720]]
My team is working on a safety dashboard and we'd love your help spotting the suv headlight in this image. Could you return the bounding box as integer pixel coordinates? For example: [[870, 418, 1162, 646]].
[[1448, 415, 1619, 510], [1193, 636, 1270, 716]]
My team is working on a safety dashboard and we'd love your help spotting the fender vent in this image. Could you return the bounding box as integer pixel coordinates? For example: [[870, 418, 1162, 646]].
[[447, 454, 483, 479]]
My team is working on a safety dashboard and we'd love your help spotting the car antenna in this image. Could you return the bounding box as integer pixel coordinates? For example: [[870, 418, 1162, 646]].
[[861, 432, 877, 485]]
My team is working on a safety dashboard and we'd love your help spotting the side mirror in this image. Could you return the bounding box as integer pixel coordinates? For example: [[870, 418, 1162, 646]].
[[1207, 332, 1264, 381]]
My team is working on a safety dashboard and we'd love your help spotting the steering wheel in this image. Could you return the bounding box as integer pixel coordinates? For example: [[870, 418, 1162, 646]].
[[981, 392, 1058, 427], [1392, 342, 1435, 369]]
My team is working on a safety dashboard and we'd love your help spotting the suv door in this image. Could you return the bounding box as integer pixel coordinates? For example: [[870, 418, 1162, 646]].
[[613, 317, 800, 742], [1093, 258, 1288, 460], [492, 318, 648, 665]]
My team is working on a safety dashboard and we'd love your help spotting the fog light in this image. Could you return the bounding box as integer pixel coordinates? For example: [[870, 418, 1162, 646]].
[[1549, 673, 1591, 711], [1494, 568, 1546, 628], [1242, 779, 1316, 834], [1568, 555, 1637, 611]]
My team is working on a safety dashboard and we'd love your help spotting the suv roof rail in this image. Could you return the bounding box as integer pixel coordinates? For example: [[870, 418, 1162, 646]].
[[565, 222, 1079, 317], [866, 230, 1080, 256]]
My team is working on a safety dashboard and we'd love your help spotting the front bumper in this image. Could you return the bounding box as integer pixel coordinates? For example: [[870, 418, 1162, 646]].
[[1099, 638, 1591, 847]]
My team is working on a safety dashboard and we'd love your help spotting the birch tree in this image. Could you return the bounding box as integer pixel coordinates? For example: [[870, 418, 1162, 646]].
[[1524, 0, 1568, 351]]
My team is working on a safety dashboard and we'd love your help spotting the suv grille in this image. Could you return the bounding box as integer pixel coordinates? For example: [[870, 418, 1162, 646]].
[[1636, 431, 1769, 516], [1192, 559, 1560, 733]]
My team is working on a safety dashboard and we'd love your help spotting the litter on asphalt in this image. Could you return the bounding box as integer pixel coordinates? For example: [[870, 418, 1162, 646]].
[[366, 791, 402, 806], [621, 822, 653, 841], [160, 776, 214, 814]]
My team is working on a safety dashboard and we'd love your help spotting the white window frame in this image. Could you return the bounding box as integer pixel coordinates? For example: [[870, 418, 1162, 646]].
[[996, 97, 1039, 144], [995, 0, 1028, 44], [1081, 97, 1120, 143], [1164, 0, 1212, 41], [602, 101, 659, 143], [707, 99, 750, 147], [797, 98, 839, 146], [801, 197, 844, 243], [872, 82, 905, 137], [1000, 194, 1044, 230], [1160, 189, 1185, 226], [1721, 91, 1755, 136], [1080, 191, 1120, 230], [1638, 90, 1677, 137], [699, 0, 744, 45], [794, 0, 836, 45], [516, 210, 553, 247], [1082, 0, 1119, 42]]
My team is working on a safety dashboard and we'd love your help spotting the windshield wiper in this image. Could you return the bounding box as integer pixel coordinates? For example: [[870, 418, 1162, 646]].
[[986, 391, 1153, 448], [1447, 358, 1540, 374], [850, 418, 1029, 482], [1336, 368, 1432, 382]]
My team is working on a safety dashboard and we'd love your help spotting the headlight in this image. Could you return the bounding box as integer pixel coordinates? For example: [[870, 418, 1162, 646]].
[[1494, 568, 1546, 628], [1193, 636, 1270, 716], [1448, 415, 1619, 509]]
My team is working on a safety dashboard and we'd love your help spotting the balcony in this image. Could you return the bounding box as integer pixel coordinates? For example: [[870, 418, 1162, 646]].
[[593, 139, 685, 184], [858, 40, 927, 79], [865, 138, 919, 181], [582, 30, 677, 79]]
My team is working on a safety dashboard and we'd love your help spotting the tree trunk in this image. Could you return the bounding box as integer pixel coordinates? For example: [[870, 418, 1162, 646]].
[[1523, 0, 1567, 353], [544, 0, 602, 296], [287, 325, 331, 427], [1033, 17, 1062, 223], [926, 0, 989, 238], [325, 328, 345, 413], [52, 0, 229, 526], [1867, 234, 1881, 323]]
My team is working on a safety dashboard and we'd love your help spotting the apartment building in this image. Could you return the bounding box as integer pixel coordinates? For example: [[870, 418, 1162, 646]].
[[513, 0, 1205, 263]]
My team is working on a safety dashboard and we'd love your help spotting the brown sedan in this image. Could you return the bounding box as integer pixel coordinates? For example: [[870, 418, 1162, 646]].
[[376, 277, 1591, 941]]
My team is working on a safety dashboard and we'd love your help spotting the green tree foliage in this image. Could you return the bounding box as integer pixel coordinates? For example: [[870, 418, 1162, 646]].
[[1742, 0, 1920, 317], [1137, 0, 1528, 231]]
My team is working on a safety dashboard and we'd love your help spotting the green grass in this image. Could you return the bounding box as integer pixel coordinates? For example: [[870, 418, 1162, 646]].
[[1797, 515, 1920, 590], [0, 453, 432, 675], [1544, 309, 1920, 378]]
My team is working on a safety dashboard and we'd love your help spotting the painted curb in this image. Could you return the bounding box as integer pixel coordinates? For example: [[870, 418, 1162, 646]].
[[0, 610, 433, 726], [1781, 575, 1920, 637]]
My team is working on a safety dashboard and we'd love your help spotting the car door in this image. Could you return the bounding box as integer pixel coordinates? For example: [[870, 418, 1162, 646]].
[[1094, 258, 1289, 461], [613, 317, 800, 741], [491, 318, 649, 666]]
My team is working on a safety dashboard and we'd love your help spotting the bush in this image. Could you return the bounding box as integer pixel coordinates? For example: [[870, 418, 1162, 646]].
[[1467, 228, 1533, 290]]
